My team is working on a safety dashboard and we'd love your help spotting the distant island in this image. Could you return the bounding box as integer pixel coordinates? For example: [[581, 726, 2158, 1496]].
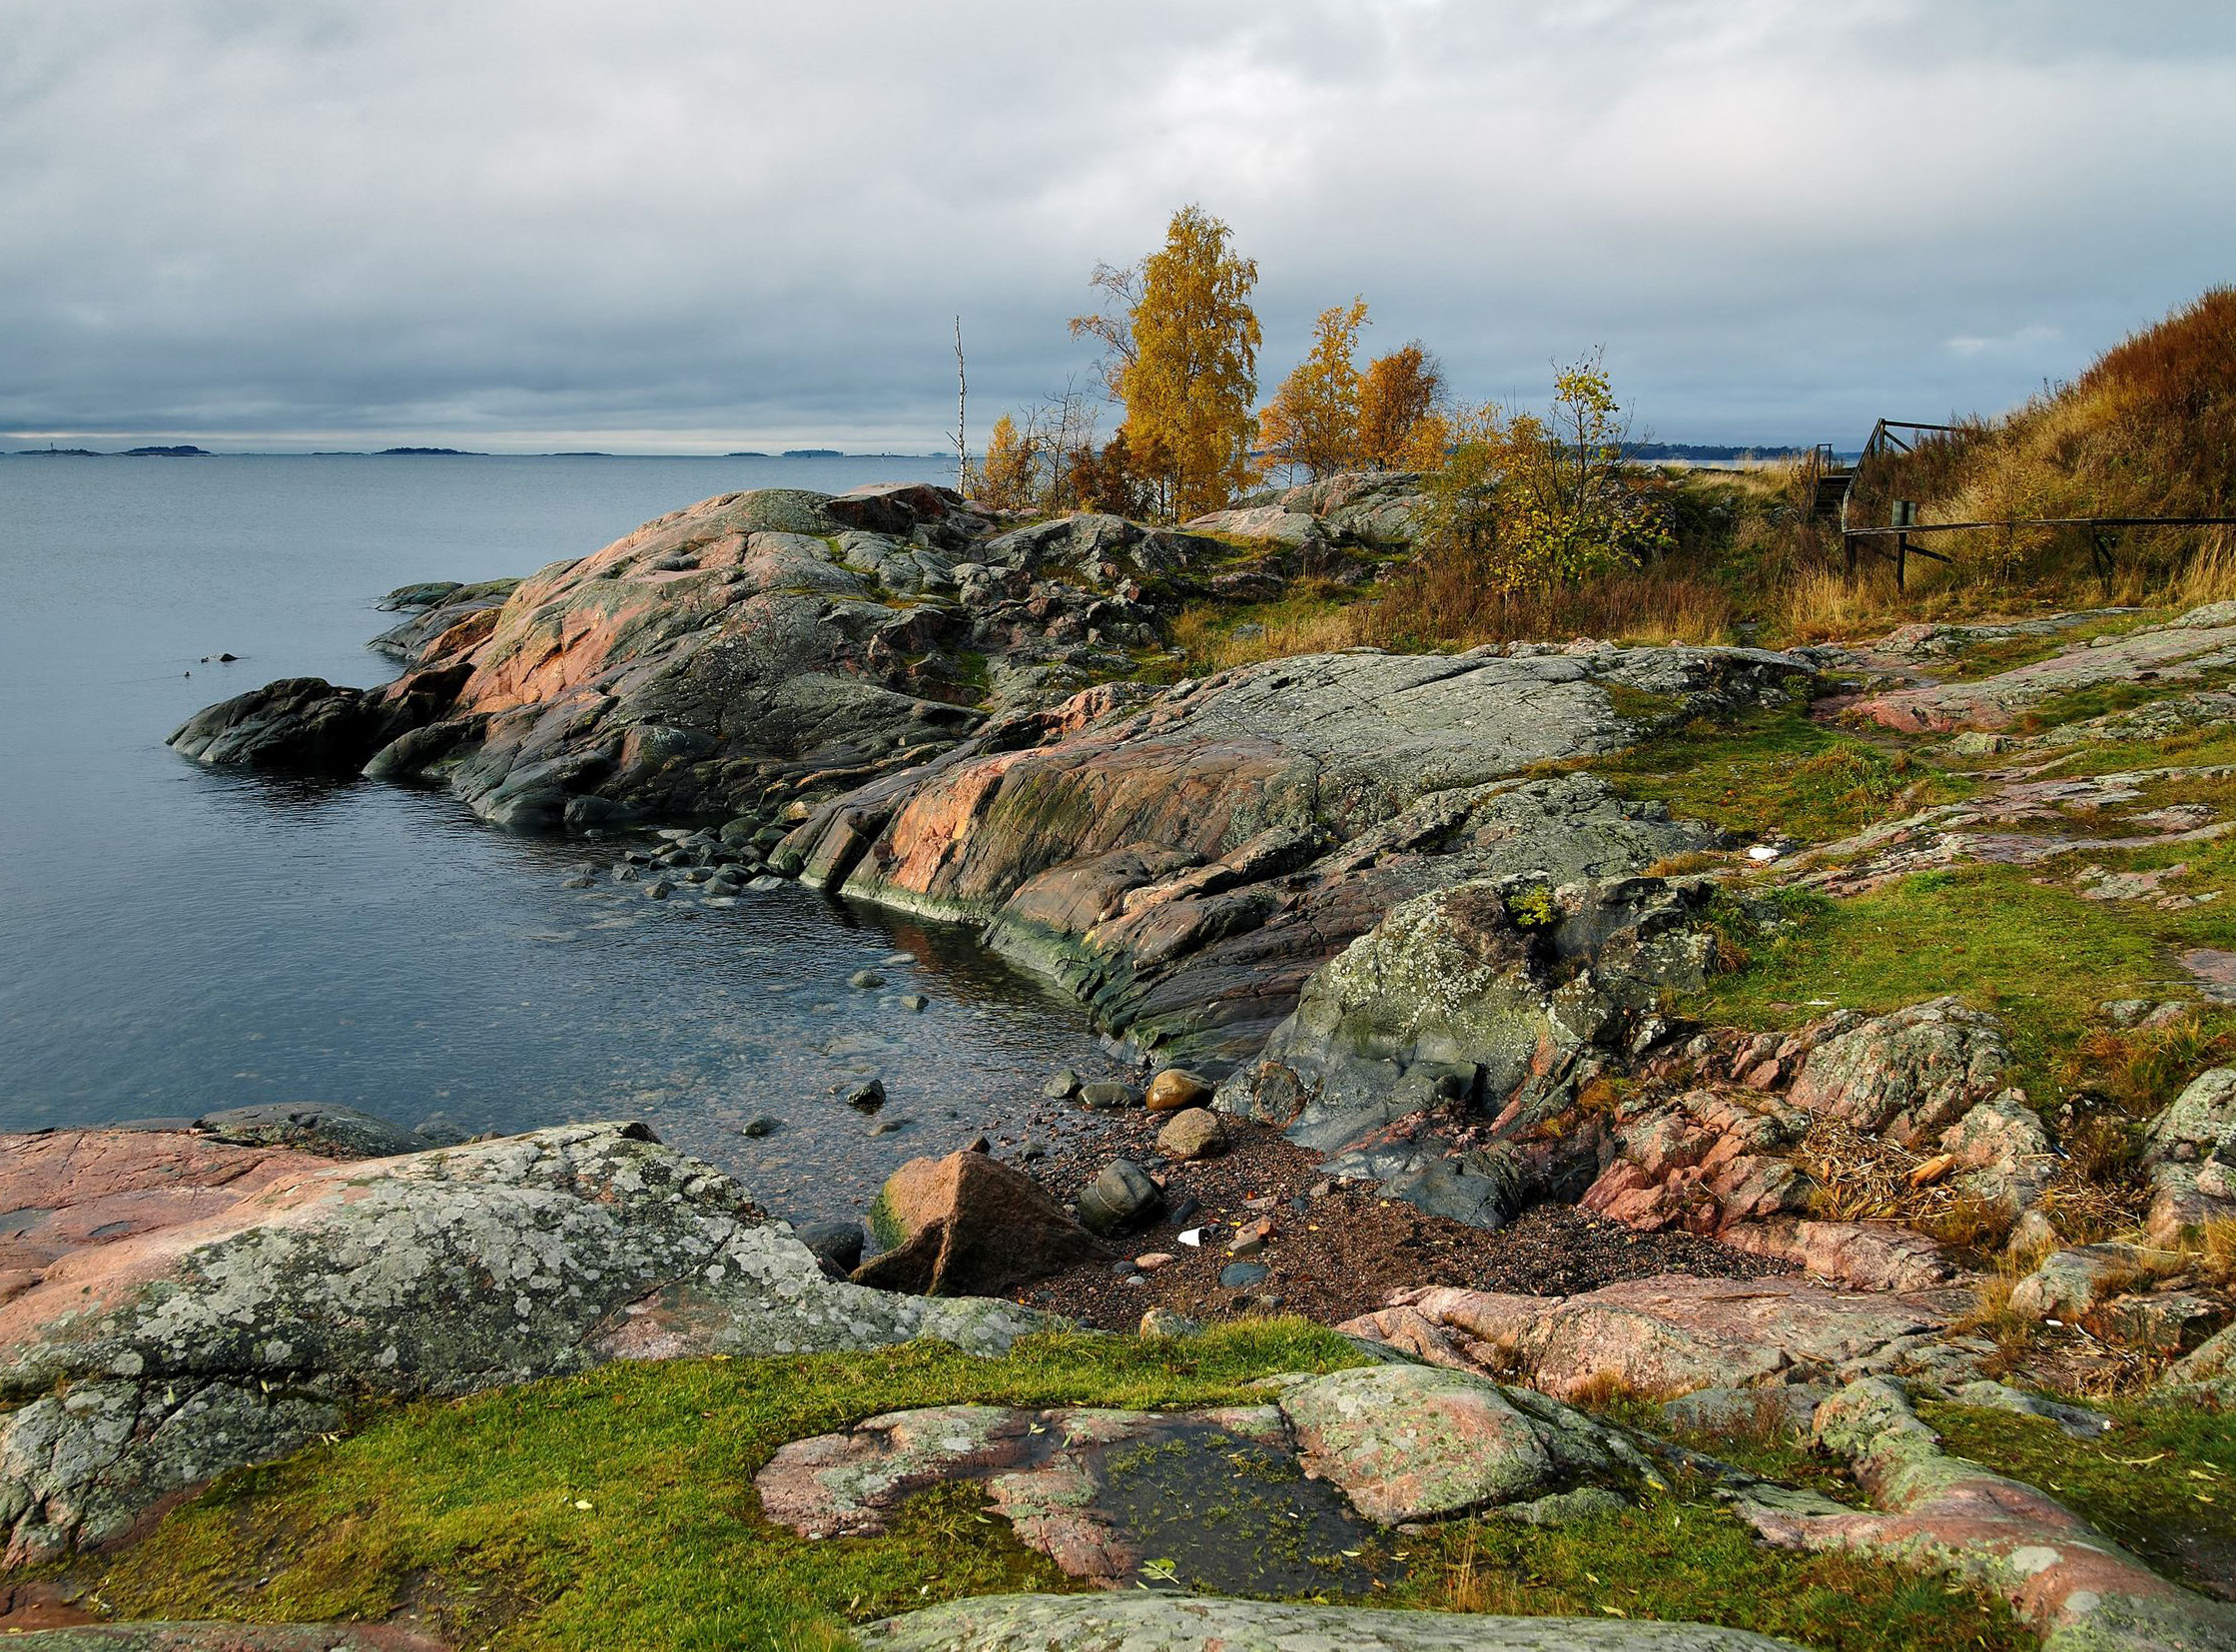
[[724, 450, 770, 458], [375, 446, 487, 456], [1625, 441, 1812, 461], [780, 448, 843, 458], [10, 443, 210, 456]]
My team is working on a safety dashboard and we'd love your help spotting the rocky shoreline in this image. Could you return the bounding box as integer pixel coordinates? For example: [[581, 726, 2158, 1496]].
[[10, 478, 2234, 1648]]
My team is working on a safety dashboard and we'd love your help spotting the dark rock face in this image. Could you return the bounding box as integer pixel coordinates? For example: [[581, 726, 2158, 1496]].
[[1217, 874, 1725, 1228], [168, 677, 420, 774]]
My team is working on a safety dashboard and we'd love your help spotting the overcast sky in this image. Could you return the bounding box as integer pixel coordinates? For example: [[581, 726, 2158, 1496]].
[[4, 0, 2232, 452]]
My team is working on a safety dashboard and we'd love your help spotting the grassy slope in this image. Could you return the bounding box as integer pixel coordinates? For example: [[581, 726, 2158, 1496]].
[[76, 1320, 2044, 1652]]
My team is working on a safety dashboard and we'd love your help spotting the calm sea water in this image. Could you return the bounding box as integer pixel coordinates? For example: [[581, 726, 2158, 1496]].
[[0, 454, 1120, 1225]]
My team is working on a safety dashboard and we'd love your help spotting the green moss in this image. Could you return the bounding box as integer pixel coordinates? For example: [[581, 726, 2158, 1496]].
[[83, 1324, 1366, 1652], [76, 1318, 2059, 1652], [1697, 865, 2177, 1097], [1584, 707, 1971, 844], [1918, 1400, 2236, 1599], [1390, 1486, 2032, 1652]]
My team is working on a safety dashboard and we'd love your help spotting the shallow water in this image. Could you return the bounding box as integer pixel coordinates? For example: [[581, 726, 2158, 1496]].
[[0, 453, 1122, 1224]]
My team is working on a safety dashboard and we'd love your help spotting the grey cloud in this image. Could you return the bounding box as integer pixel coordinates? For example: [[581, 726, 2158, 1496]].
[[3, 0, 2231, 450]]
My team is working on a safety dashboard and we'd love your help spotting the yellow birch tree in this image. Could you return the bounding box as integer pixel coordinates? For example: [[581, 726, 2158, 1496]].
[[1118, 205, 1262, 520], [1358, 342, 1446, 469], [1258, 298, 1369, 480]]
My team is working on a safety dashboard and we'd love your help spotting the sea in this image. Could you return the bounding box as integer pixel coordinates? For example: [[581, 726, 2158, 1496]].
[[0, 452, 1122, 1226]]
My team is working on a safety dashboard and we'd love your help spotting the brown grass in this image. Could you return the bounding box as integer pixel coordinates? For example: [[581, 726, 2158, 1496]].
[[1362, 562, 1735, 651], [1847, 290, 2236, 601]]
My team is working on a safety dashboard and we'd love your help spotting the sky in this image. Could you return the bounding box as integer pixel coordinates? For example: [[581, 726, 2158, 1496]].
[[4, 0, 2233, 453]]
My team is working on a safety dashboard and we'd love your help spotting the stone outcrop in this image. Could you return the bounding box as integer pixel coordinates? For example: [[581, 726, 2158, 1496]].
[[1783, 998, 2014, 1150], [2142, 1067, 2236, 1247], [854, 1150, 1103, 1296], [1340, 1275, 1967, 1399], [1183, 470, 1431, 551], [1852, 601, 2236, 733], [1739, 1378, 2236, 1652], [1223, 873, 1727, 1226], [0, 1124, 1054, 1563], [757, 1364, 1650, 1590], [1571, 1001, 2043, 1258], [175, 483, 1814, 1072], [860, 1596, 1810, 1652]]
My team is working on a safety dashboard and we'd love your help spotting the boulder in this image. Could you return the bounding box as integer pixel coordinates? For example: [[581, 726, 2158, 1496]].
[[1786, 998, 2012, 1150], [1340, 1274, 1956, 1400], [855, 1151, 1101, 1295], [1077, 1159, 1161, 1236], [860, 1596, 1809, 1652], [1154, 1107, 1225, 1162], [1078, 1081, 1136, 1112], [0, 1124, 1055, 1562], [2142, 1067, 2236, 1246], [1144, 1068, 1213, 1113], [1276, 1363, 1645, 1523]]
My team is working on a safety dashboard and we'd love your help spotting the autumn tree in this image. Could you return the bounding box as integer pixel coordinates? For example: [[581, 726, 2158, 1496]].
[[1257, 298, 1369, 480], [1114, 205, 1262, 520], [1417, 353, 1669, 594], [974, 413, 1038, 511], [1358, 342, 1447, 469]]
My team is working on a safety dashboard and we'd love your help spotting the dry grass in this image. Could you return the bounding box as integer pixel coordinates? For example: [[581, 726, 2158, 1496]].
[[1846, 290, 2236, 601], [2175, 536, 2236, 607], [1362, 563, 1735, 650], [1167, 597, 1358, 671]]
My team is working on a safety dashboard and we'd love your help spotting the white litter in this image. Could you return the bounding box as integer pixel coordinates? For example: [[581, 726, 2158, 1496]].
[[1747, 844, 1780, 862], [1177, 1228, 1202, 1248]]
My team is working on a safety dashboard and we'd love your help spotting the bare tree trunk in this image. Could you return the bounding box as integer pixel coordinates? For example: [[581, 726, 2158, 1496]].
[[953, 316, 968, 492]]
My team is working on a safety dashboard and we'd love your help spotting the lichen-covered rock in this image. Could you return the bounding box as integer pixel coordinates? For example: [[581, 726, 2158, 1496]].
[[1275, 1363, 1646, 1523], [1938, 1093, 2054, 1210], [860, 1594, 1811, 1652], [2142, 1067, 2236, 1246], [2005, 1243, 2159, 1322], [1741, 1377, 2236, 1652], [0, 1124, 1056, 1562], [1235, 874, 1724, 1227], [853, 1150, 1102, 1296], [1786, 998, 2013, 1150], [756, 1401, 1385, 1592], [1340, 1275, 1958, 1400], [1853, 601, 2236, 733]]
